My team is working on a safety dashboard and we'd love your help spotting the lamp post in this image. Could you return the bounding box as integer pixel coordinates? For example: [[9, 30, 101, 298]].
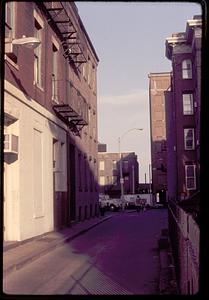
[[118, 128, 143, 211]]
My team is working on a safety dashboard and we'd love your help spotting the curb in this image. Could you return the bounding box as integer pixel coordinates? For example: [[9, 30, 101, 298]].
[[158, 234, 178, 295], [4, 216, 112, 277], [63, 215, 112, 243]]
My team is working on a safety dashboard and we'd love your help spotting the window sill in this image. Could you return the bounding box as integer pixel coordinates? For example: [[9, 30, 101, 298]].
[[5, 54, 19, 70], [33, 82, 44, 92], [52, 98, 59, 104]]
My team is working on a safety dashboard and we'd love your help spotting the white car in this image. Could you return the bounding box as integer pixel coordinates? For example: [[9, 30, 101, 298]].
[[99, 195, 122, 212]]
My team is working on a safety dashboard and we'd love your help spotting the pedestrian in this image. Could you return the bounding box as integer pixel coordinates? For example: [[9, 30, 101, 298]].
[[136, 195, 141, 213]]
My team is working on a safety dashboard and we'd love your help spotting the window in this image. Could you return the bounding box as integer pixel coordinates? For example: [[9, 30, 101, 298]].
[[99, 176, 105, 186], [92, 65, 96, 93], [124, 175, 129, 181], [87, 56, 91, 86], [112, 176, 117, 185], [83, 63, 87, 80], [34, 18, 43, 87], [183, 93, 194, 115], [185, 165, 196, 190], [184, 128, 195, 150], [52, 43, 58, 102], [52, 139, 58, 171], [113, 160, 117, 170], [5, 2, 15, 38], [161, 140, 167, 151], [182, 59, 192, 79], [99, 161, 105, 171]]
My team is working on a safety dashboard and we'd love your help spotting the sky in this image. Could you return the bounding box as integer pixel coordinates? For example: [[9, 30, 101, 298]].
[[75, 1, 202, 183]]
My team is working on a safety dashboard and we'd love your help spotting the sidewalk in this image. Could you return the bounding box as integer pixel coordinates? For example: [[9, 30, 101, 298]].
[[3, 214, 112, 277], [158, 229, 178, 294]]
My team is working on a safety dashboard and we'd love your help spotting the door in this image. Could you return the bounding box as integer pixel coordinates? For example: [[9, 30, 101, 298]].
[[3, 162, 8, 240], [69, 144, 76, 220]]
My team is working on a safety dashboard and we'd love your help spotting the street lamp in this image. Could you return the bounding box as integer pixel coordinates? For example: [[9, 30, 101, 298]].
[[118, 128, 143, 211], [5, 35, 41, 55], [11, 36, 41, 49]]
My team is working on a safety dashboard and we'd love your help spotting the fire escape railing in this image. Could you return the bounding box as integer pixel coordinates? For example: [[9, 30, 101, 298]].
[[38, 2, 87, 69], [52, 79, 89, 136], [36, 2, 89, 136]]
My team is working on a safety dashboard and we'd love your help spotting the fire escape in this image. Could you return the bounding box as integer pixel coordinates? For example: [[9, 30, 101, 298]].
[[38, 2, 88, 136]]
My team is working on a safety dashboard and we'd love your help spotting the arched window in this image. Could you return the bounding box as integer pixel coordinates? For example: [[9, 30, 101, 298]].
[[182, 59, 192, 79]]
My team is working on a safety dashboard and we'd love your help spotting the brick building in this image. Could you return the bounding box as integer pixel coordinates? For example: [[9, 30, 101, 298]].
[[165, 15, 201, 204], [98, 147, 139, 198], [148, 72, 171, 205], [165, 15, 202, 294], [4, 2, 99, 241]]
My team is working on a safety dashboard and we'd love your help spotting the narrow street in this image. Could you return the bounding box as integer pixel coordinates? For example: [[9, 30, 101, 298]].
[[4, 209, 168, 295]]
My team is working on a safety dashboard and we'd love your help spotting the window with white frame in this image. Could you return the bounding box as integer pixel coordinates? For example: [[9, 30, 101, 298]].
[[113, 160, 117, 170], [34, 18, 43, 87], [99, 161, 105, 171], [52, 139, 58, 171], [52, 43, 58, 102], [184, 128, 195, 150], [5, 2, 15, 38], [185, 165, 196, 190], [92, 65, 96, 93], [182, 59, 192, 79], [183, 93, 194, 115], [99, 176, 105, 186], [82, 63, 87, 80], [87, 56, 91, 86]]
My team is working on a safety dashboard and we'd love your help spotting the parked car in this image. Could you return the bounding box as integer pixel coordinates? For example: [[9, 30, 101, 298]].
[[154, 203, 164, 209], [99, 194, 122, 212]]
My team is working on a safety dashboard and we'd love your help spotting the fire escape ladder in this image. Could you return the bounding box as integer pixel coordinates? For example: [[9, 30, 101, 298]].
[[36, 3, 89, 136], [40, 2, 87, 69]]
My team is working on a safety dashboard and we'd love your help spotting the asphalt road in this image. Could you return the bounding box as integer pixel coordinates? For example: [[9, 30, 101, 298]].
[[4, 209, 168, 295]]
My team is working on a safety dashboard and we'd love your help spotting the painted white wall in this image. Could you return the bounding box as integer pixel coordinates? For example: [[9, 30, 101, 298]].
[[4, 81, 68, 241]]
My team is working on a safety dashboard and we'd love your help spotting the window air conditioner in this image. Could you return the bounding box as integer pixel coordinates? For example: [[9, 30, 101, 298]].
[[4, 134, 18, 154]]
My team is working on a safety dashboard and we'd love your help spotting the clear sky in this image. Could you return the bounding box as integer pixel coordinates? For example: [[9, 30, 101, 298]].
[[75, 1, 202, 183]]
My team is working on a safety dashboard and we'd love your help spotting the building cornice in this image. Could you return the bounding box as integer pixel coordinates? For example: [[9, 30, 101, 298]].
[[165, 16, 202, 60]]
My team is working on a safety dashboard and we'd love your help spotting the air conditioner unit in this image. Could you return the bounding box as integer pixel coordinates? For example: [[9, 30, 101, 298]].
[[4, 134, 18, 154]]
